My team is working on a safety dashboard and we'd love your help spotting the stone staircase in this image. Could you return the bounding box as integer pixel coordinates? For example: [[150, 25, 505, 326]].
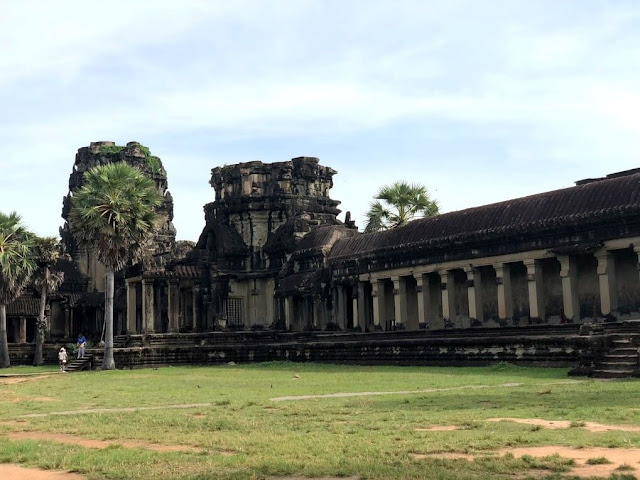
[[592, 334, 639, 378], [65, 353, 94, 372]]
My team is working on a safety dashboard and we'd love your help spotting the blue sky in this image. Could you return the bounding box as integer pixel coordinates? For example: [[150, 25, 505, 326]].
[[2, 0, 640, 241]]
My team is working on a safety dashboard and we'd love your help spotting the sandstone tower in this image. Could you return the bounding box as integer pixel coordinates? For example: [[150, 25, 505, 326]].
[[60, 141, 177, 291]]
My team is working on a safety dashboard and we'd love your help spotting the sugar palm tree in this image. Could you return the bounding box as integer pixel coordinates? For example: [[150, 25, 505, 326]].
[[32, 236, 65, 366], [70, 163, 161, 370], [0, 212, 36, 368], [364, 181, 439, 233]]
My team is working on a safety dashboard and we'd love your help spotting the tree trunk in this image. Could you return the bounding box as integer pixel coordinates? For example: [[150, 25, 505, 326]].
[[102, 266, 115, 370], [33, 266, 49, 366], [0, 303, 10, 368]]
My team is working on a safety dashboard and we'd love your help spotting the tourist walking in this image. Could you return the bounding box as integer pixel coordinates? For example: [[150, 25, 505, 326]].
[[58, 347, 67, 372]]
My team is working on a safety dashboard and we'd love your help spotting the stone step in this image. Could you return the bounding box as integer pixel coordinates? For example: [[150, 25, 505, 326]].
[[65, 354, 93, 372], [599, 361, 637, 367], [609, 348, 637, 354], [604, 355, 637, 361], [591, 369, 636, 379]]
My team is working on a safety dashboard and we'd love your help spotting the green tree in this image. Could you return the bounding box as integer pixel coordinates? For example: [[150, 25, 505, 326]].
[[70, 163, 161, 370], [32, 236, 65, 366], [364, 181, 439, 233], [0, 212, 36, 368]]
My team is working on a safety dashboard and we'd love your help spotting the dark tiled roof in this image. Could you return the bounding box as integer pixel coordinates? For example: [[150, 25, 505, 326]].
[[292, 224, 358, 260], [7, 297, 40, 317], [330, 171, 640, 262], [172, 265, 200, 278]]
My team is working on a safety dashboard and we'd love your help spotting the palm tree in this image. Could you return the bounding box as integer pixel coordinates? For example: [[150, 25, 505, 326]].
[[364, 181, 439, 233], [32, 237, 65, 366], [70, 163, 161, 370], [0, 212, 36, 368]]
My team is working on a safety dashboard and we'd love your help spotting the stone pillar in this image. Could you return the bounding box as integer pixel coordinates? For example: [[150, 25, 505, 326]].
[[494, 264, 513, 320], [371, 279, 384, 328], [63, 307, 71, 338], [142, 279, 155, 333], [284, 297, 292, 330], [19, 317, 27, 343], [192, 286, 200, 331], [464, 267, 483, 323], [558, 255, 580, 321], [126, 280, 137, 334], [415, 273, 426, 327], [595, 250, 617, 316], [167, 280, 180, 332], [336, 285, 346, 329], [351, 289, 359, 330], [391, 276, 407, 329], [524, 259, 545, 321], [357, 281, 367, 330], [440, 271, 456, 326]]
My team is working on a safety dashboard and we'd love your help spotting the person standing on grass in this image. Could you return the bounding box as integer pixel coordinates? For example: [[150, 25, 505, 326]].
[[58, 347, 67, 372], [77, 332, 86, 359]]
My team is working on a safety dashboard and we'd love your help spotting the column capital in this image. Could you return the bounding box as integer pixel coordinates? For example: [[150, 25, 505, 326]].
[[557, 255, 575, 278]]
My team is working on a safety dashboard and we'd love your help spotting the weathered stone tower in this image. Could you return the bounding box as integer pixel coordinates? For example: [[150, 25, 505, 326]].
[[60, 141, 177, 291], [194, 157, 344, 328]]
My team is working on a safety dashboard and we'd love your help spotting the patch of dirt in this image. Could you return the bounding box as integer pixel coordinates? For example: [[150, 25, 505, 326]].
[[411, 446, 640, 478], [415, 425, 460, 432], [191, 413, 206, 418], [8, 431, 200, 453], [220, 450, 236, 456], [0, 464, 86, 479], [488, 417, 640, 433], [266, 477, 359, 480], [0, 374, 56, 385], [0, 420, 29, 427], [8, 396, 59, 403]]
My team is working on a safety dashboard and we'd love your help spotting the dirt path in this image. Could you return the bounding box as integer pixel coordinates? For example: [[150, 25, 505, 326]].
[[0, 464, 86, 479], [488, 417, 640, 433], [17, 403, 211, 418], [270, 380, 584, 402], [8, 432, 199, 453], [411, 446, 640, 478]]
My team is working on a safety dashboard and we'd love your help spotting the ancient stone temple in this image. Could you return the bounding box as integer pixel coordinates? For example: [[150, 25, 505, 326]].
[[123, 157, 355, 333], [52, 141, 177, 338], [8, 144, 640, 376]]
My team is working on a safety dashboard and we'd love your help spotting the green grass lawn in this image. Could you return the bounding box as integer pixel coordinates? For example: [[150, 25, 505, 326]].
[[1, 362, 640, 479]]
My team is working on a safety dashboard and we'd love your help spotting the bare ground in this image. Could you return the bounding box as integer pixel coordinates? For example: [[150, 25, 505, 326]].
[[411, 446, 640, 478], [0, 464, 86, 480], [488, 417, 640, 433]]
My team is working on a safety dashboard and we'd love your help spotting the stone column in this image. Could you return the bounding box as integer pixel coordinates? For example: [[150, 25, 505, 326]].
[[595, 250, 617, 316], [414, 273, 426, 327], [494, 264, 513, 320], [464, 267, 483, 323], [19, 317, 27, 343], [558, 255, 580, 321], [440, 271, 456, 326], [167, 280, 180, 332], [351, 288, 359, 330], [142, 279, 155, 333], [126, 280, 137, 334], [524, 259, 545, 321], [284, 297, 293, 330], [336, 285, 346, 329], [357, 281, 367, 330], [371, 279, 384, 328], [63, 307, 70, 338], [391, 276, 407, 329], [192, 286, 200, 331]]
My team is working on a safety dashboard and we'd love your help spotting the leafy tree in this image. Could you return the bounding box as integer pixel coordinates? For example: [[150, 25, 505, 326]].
[[70, 163, 161, 370], [364, 181, 439, 233], [0, 212, 36, 368], [32, 236, 65, 366]]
